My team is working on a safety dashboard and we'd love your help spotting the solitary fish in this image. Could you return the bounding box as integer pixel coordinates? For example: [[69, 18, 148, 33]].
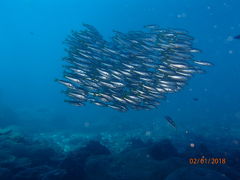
[[234, 35, 240, 39], [193, 97, 199, 101], [165, 116, 176, 129]]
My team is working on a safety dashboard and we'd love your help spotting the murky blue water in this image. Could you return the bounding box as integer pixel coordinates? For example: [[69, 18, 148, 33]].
[[0, 0, 239, 179]]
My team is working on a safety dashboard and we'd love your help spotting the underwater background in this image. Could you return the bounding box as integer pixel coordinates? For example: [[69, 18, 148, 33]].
[[0, 0, 240, 179]]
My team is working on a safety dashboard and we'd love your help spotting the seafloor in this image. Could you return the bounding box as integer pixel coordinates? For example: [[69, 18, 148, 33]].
[[0, 125, 239, 180]]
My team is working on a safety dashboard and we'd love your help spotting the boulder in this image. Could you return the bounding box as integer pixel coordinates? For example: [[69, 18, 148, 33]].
[[85, 147, 186, 180], [0, 168, 11, 180], [149, 139, 178, 161], [60, 140, 110, 180], [13, 166, 51, 180], [41, 169, 66, 180], [165, 167, 230, 180], [182, 143, 212, 158]]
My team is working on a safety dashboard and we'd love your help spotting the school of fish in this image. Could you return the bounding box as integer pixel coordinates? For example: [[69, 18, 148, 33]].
[[57, 24, 212, 112]]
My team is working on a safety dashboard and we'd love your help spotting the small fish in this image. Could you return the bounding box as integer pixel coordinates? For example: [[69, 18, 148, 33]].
[[64, 75, 81, 83], [169, 63, 189, 69], [112, 95, 127, 103], [92, 101, 107, 107], [108, 104, 127, 112], [68, 92, 86, 100], [168, 75, 187, 81], [190, 49, 201, 53], [194, 60, 213, 66], [165, 116, 176, 129], [57, 24, 211, 111], [55, 79, 76, 89], [64, 100, 85, 106]]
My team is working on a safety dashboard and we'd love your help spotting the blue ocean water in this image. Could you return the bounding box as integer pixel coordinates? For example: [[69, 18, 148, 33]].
[[0, 0, 240, 179]]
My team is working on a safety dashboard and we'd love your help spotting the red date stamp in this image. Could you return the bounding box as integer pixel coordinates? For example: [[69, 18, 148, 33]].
[[189, 158, 226, 165]]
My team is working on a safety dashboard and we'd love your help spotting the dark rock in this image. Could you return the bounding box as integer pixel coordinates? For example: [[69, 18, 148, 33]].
[[0, 168, 11, 180], [227, 149, 240, 170], [82, 140, 111, 156], [182, 143, 212, 158], [128, 138, 145, 148], [0, 128, 12, 136], [122, 138, 147, 152], [1, 158, 32, 175], [29, 146, 57, 166], [41, 169, 66, 180], [198, 144, 211, 156], [165, 167, 230, 180], [149, 139, 178, 161], [7, 142, 59, 167], [62, 140, 110, 165], [85, 147, 186, 180], [214, 165, 240, 180], [9, 143, 31, 157], [13, 166, 51, 180], [60, 140, 110, 180], [60, 157, 85, 180], [85, 156, 115, 180], [0, 150, 15, 164]]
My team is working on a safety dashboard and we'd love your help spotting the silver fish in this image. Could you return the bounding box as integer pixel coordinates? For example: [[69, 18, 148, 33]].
[[58, 24, 212, 111]]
